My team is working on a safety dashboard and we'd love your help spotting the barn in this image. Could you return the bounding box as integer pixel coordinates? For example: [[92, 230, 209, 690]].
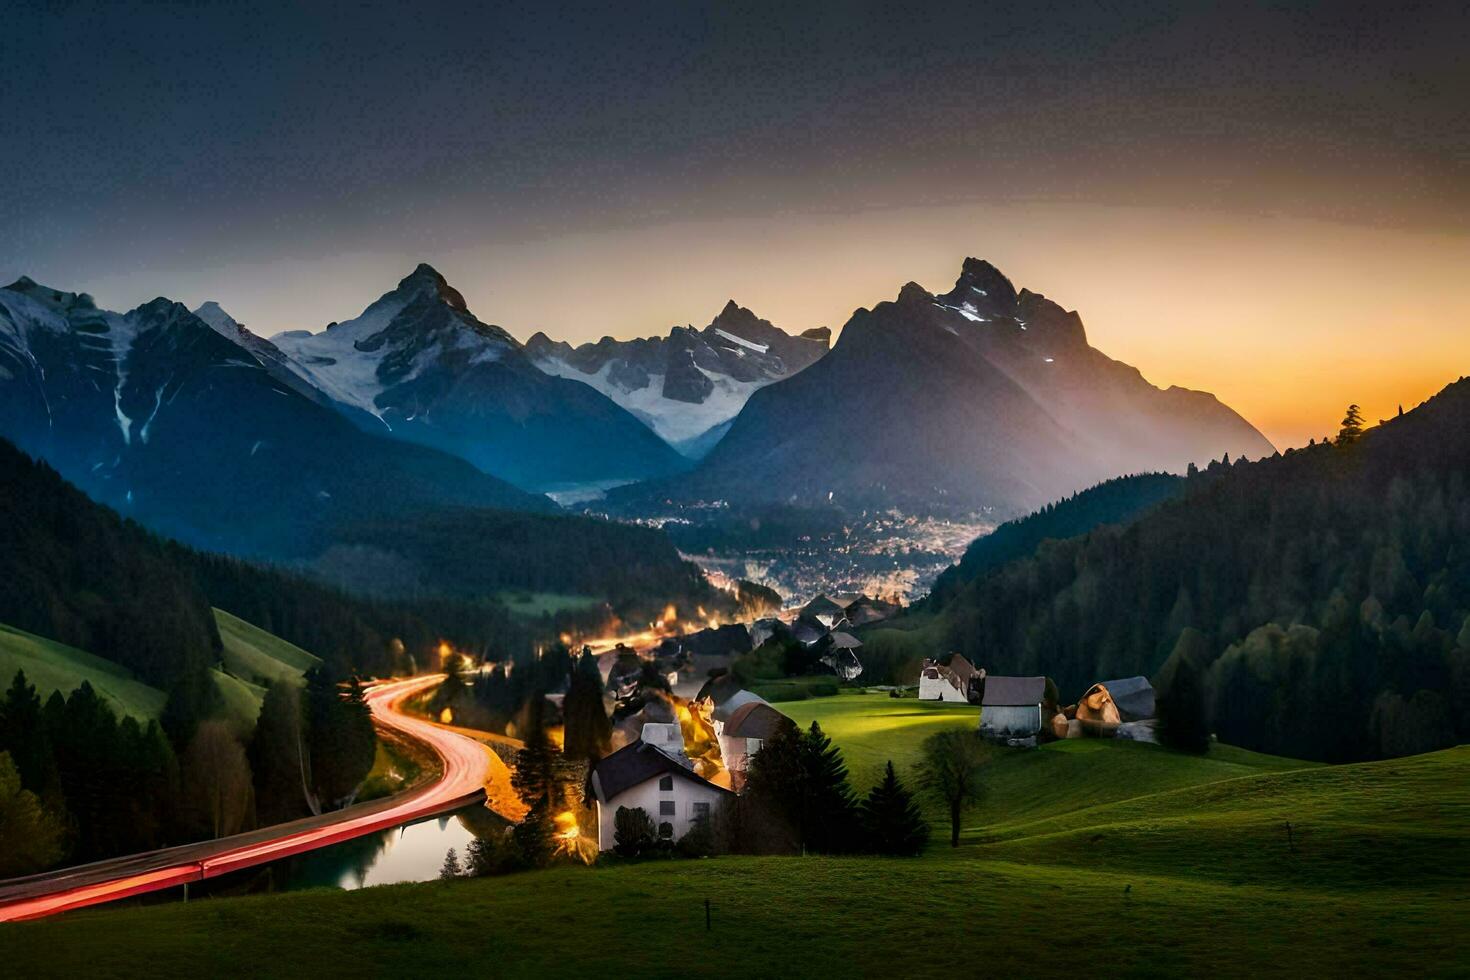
[[979, 675, 1047, 741]]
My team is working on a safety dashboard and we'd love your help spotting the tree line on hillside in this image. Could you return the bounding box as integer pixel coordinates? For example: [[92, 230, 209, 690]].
[[934, 388, 1470, 762], [924, 472, 1184, 608], [0, 665, 376, 876], [323, 506, 719, 607]]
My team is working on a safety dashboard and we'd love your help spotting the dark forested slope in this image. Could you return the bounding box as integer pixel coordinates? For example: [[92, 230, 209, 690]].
[[934, 381, 1470, 761]]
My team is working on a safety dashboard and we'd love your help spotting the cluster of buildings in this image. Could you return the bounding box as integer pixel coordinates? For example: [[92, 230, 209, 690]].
[[586, 676, 794, 851], [918, 656, 1157, 745]]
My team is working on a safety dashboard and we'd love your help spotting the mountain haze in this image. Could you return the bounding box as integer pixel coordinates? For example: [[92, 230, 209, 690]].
[[613, 259, 1273, 516]]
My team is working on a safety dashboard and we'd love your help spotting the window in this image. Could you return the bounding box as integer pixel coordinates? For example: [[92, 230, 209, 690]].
[[692, 802, 710, 824], [658, 775, 673, 791], [658, 821, 674, 840], [659, 800, 676, 816]]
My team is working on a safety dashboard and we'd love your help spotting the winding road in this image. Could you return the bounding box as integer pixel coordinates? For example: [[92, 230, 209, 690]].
[[0, 674, 493, 922]]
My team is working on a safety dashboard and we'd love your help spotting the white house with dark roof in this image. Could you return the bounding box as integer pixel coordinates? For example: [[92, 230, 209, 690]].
[[589, 741, 734, 850]]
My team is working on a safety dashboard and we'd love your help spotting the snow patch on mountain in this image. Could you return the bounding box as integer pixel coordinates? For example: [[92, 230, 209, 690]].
[[535, 355, 763, 448]]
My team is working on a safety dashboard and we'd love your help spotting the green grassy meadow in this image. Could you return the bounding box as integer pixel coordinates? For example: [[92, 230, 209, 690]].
[[4, 694, 1466, 978], [0, 622, 166, 720], [214, 608, 321, 686]]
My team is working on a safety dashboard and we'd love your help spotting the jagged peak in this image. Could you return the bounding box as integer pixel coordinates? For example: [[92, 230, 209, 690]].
[[896, 281, 932, 305], [193, 301, 243, 337], [953, 257, 1018, 307], [4, 275, 96, 311], [396, 262, 469, 313]]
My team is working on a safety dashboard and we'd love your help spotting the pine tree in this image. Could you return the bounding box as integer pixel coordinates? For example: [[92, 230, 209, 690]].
[[1336, 403, 1365, 446], [512, 793, 556, 867], [160, 667, 224, 749], [859, 761, 930, 856], [1156, 629, 1212, 753], [250, 681, 311, 822], [799, 722, 859, 853], [439, 847, 463, 879], [562, 652, 612, 761], [304, 668, 376, 809], [0, 670, 59, 800], [512, 693, 559, 808], [744, 720, 858, 854]]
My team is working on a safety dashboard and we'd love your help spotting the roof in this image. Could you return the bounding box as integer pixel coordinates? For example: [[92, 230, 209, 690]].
[[590, 740, 733, 801], [1096, 676, 1155, 721], [981, 675, 1046, 706], [682, 623, 754, 658], [947, 654, 979, 687], [724, 701, 794, 740], [844, 595, 899, 625], [800, 594, 848, 619], [712, 688, 767, 722], [791, 619, 828, 645], [828, 631, 863, 650]]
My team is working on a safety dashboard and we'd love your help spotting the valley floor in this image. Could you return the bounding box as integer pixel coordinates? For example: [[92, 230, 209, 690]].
[[3, 698, 1467, 978]]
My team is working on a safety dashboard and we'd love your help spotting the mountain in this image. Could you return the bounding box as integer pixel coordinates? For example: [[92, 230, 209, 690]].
[[270, 264, 687, 490], [0, 275, 551, 560], [917, 378, 1470, 762], [526, 300, 830, 456], [612, 259, 1274, 516]]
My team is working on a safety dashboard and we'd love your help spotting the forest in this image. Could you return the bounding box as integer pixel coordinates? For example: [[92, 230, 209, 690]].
[[926, 385, 1470, 762]]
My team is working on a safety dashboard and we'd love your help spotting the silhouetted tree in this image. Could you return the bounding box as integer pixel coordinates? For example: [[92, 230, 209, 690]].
[[182, 721, 254, 840], [859, 761, 929, 855], [250, 681, 311, 822], [1336, 403, 1365, 446], [0, 751, 66, 876], [562, 652, 612, 761], [1156, 629, 1212, 753], [917, 730, 989, 847], [613, 805, 656, 857]]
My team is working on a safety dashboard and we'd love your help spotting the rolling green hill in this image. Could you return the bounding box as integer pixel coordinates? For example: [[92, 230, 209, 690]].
[[6, 742, 1463, 977], [214, 608, 321, 686], [0, 622, 166, 721]]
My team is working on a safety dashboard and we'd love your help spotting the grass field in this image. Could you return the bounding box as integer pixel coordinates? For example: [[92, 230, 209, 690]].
[[0, 622, 165, 721], [782, 692, 978, 788], [4, 694, 1465, 978], [213, 608, 321, 687]]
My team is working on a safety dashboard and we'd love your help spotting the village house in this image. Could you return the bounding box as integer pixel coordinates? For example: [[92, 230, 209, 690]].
[[716, 699, 794, 788], [589, 740, 734, 850], [918, 655, 981, 702], [978, 675, 1048, 742]]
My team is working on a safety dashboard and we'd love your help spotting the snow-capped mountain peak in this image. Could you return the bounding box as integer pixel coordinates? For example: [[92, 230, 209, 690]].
[[526, 300, 830, 456]]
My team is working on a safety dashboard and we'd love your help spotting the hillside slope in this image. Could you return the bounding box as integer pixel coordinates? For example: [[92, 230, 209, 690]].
[[10, 743, 1461, 978], [0, 623, 166, 721], [929, 377, 1470, 761]]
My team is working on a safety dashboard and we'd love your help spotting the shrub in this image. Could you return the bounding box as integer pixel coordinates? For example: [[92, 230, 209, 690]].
[[613, 805, 656, 857]]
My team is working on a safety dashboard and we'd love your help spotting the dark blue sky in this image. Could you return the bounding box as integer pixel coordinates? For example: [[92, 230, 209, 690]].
[[5, 1, 1465, 270], [2, 0, 1467, 452]]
